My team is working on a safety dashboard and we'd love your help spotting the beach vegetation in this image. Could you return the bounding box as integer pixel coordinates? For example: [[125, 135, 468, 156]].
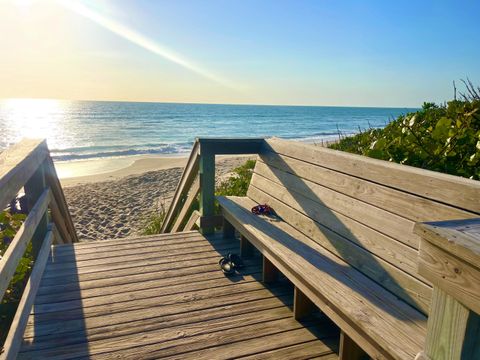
[[0, 210, 31, 345], [143, 201, 167, 235], [329, 82, 480, 179]]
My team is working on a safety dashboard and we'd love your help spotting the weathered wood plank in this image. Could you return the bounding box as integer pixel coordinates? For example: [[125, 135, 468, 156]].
[[264, 138, 480, 214], [293, 286, 316, 320], [161, 140, 200, 233], [199, 147, 215, 234], [22, 296, 293, 354], [51, 231, 202, 255], [415, 218, 480, 267], [171, 177, 200, 232], [25, 285, 292, 339], [249, 173, 422, 279], [218, 195, 426, 360], [254, 159, 421, 249], [0, 138, 48, 212], [33, 276, 272, 324], [46, 241, 237, 271], [339, 331, 369, 360], [423, 288, 471, 360], [240, 235, 255, 257], [237, 339, 338, 360], [49, 235, 233, 263], [35, 266, 262, 314], [418, 239, 480, 315], [245, 187, 432, 313], [259, 151, 476, 226], [36, 249, 243, 301], [184, 210, 200, 231], [44, 156, 78, 243], [0, 188, 51, 301], [263, 255, 279, 283], [43, 246, 230, 279], [1, 227, 53, 360]]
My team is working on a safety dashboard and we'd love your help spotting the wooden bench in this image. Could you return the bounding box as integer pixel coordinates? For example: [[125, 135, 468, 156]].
[[217, 138, 480, 360]]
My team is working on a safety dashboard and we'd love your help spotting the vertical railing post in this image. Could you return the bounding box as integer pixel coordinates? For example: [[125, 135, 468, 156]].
[[414, 219, 480, 360], [24, 161, 49, 259], [198, 142, 215, 235]]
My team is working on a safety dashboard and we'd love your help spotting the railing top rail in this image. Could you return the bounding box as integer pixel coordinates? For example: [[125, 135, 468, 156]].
[[0, 139, 48, 211], [161, 138, 265, 233]]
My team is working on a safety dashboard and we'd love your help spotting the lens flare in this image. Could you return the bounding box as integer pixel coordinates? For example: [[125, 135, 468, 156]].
[[56, 0, 236, 89]]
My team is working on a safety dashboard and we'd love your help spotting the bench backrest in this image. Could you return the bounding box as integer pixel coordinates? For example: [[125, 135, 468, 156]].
[[247, 138, 480, 314]]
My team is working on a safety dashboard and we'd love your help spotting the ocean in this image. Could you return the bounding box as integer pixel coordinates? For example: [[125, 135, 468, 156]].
[[0, 99, 417, 161]]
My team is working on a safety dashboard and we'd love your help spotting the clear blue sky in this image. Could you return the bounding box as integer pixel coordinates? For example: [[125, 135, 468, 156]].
[[1, 0, 479, 107]]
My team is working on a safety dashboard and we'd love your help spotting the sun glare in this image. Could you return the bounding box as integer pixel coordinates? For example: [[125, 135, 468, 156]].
[[0, 98, 67, 147]]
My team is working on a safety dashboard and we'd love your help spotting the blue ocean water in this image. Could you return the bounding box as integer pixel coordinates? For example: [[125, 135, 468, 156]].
[[0, 99, 417, 161]]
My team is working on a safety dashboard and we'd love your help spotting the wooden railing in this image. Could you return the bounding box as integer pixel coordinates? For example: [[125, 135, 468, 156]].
[[414, 218, 480, 360], [0, 139, 77, 359], [161, 138, 264, 234]]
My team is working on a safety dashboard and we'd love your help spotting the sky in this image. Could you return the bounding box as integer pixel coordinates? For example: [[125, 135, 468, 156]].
[[0, 0, 479, 107]]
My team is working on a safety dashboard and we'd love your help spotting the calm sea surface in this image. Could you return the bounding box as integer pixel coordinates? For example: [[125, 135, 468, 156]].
[[0, 99, 417, 161]]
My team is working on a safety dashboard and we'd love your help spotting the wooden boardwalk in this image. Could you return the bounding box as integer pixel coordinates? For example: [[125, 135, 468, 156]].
[[18, 231, 339, 359]]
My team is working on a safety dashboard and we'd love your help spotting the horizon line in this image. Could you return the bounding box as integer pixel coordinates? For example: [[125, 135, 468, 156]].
[[0, 97, 421, 109]]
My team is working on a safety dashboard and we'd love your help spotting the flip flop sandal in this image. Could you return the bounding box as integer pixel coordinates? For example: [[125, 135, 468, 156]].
[[227, 253, 244, 269], [218, 257, 235, 276], [251, 204, 273, 215]]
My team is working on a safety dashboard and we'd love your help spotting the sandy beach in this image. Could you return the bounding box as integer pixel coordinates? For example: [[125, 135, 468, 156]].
[[59, 155, 252, 241]]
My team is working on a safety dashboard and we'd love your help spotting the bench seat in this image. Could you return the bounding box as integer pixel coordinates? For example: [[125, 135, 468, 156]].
[[217, 195, 427, 360]]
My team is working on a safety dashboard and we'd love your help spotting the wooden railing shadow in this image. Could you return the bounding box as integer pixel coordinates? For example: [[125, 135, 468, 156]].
[[254, 146, 426, 319], [19, 250, 89, 359], [162, 138, 426, 319]]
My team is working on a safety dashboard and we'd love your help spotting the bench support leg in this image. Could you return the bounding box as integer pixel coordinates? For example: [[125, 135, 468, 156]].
[[263, 256, 278, 283], [293, 286, 315, 320], [240, 235, 254, 258], [339, 331, 369, 360], [222, 219, 235, 239]]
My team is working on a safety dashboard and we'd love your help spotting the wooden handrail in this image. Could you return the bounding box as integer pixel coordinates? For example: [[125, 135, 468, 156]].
[[0, 139, 49, 211], [160, 140, 200, 233], [162, 138, 264, 234], [0, 138, 79, 358], [0, 224, 55, 360]]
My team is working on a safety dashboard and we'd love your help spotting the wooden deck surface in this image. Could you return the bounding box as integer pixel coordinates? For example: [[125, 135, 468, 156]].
[[18, 231, 338, 359]]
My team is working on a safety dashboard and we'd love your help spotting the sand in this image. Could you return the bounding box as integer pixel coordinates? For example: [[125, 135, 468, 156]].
[[60, 155, 252, 241]]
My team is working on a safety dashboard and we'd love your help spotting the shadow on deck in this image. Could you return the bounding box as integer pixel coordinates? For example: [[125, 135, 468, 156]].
[[19, 231, 339, 359]]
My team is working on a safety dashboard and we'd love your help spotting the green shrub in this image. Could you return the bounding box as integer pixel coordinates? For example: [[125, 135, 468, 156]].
[[329, 99, 480, 179], [216, 159, 256, 197], [0, 211, 31, 346], [142, 201, 167, 235], [144, 159, 256, 233]]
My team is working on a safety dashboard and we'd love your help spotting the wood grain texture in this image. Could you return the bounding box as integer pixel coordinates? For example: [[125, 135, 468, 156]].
[[424, 288, 470, 360], [17, 232, 338, 360], [1, 227, 54, 360], [418, 238, 480, 315], [161, 140, 199, 233], [171, 177, 200, 232], [264, 138, 480, 214], [414, 218, 480, 266], [259, 151, 476, 226], [0, 138, 48, 211], [293, 286, 315, 320], [339, 331, 369, 360], [246, 186, 431, 313], [44, 156, 78, 243], [218, 195, 427, 360]]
